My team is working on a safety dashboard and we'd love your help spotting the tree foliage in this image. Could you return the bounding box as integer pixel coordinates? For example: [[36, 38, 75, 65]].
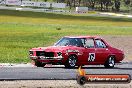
[[23, 0, 132, 12]]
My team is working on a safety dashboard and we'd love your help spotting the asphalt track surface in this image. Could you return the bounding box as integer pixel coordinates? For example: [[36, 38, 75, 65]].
[[0, 62, 131, 80]]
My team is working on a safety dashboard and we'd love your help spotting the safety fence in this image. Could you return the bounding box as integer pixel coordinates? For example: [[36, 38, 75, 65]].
[[0, 0, 66, 8]]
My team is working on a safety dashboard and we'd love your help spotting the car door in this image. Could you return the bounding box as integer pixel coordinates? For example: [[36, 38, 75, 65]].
[[94, 39, 110, 64], [82, 38, 96, 64]]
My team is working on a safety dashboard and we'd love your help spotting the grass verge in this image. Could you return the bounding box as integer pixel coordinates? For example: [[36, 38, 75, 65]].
[[0, 9, 132, 63]]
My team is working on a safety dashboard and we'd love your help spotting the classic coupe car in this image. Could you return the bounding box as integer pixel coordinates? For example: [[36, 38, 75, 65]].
[[29, 36, 124, 68]]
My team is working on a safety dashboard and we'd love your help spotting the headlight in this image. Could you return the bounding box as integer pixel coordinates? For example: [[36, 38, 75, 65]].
[[29, 51, 33, 56], [57, 52, 62, 56]]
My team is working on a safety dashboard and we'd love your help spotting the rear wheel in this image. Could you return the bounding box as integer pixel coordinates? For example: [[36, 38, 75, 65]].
[[104, 56, 115, 68], [35, 60, 46, 67], [65, 55, 77, 69]]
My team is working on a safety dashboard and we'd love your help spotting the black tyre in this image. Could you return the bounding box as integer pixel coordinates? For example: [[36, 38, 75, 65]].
[[77, 76, 86, 85], [35, 61, 46, 67], [104, 56, 115, 68], [64, 55, 77, 69]]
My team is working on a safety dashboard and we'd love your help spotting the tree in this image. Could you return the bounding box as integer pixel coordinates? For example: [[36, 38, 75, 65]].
[[114, 0, 120, 11], [124, 0, 130, 5], [100, 0, 112, 11]]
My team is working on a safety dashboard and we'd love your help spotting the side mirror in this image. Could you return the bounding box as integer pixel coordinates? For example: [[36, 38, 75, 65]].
[[84, 45, 88, 48]]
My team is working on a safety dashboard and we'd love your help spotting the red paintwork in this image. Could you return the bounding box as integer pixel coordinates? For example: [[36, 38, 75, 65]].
[[29, 36, 124, 66]]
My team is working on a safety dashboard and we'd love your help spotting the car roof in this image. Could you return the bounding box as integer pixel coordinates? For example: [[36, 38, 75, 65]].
[[64, 36, 100, 39]]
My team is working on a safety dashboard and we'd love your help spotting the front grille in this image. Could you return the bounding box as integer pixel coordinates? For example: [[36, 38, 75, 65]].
[[45, 52, 54, 57], [36, 51, 54, 57], [36, 51, 45, 56]]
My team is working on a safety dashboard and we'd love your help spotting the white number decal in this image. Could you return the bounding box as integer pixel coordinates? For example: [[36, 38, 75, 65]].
[[88, 53, 95, 62]]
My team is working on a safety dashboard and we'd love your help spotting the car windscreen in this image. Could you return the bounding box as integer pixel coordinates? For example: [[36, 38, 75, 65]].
[[54, 37, 84, 47]]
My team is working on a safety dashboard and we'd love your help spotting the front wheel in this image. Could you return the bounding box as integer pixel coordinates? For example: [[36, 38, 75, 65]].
[[64, 55, 77, 69], [35, 60, 46, 67], [104, 56, 115, 68]]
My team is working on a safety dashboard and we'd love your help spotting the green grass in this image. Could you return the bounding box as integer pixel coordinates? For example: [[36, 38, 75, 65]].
[[0, 9, 132, 63]]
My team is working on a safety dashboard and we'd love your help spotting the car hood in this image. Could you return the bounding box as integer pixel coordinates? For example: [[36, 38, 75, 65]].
[[30, 46, 74, 52]]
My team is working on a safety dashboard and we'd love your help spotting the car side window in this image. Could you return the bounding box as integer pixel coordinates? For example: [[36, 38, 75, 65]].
[[95, 39, 106, 48], [85, 38, 94, 48]]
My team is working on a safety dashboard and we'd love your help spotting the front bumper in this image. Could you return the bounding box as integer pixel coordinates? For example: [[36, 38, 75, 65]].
[[30, 56, 63, 60]]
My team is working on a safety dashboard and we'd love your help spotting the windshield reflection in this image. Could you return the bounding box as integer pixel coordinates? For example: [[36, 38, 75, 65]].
[[55, 37, 85, 47]]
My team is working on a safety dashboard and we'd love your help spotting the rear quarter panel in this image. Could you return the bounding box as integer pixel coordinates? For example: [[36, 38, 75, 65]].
[[109, 47, 124, 63]]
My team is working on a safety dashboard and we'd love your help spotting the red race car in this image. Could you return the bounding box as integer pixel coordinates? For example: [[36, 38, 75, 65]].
[[29, 36, 124, 68]]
